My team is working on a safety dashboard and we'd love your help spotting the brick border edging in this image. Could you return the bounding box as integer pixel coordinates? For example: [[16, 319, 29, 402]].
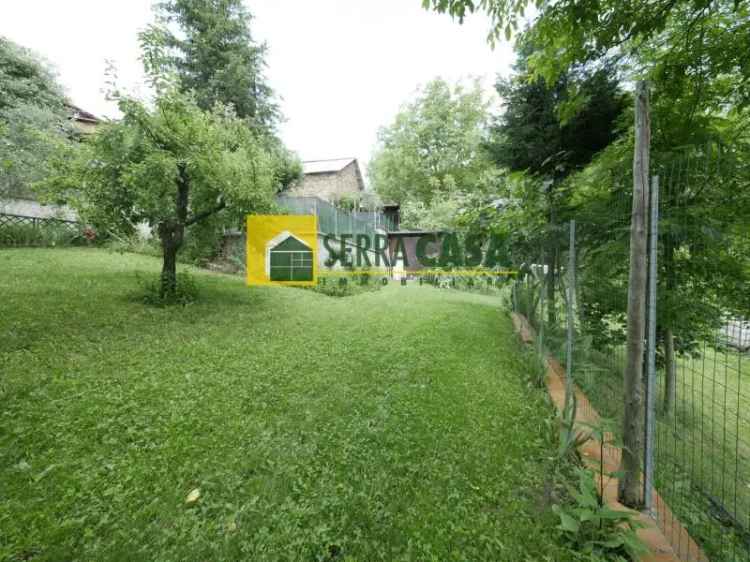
[[510, 312, 707, 562]]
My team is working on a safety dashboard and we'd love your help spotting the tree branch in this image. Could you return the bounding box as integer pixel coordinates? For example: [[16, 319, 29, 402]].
[[185, 200, 226, 226]]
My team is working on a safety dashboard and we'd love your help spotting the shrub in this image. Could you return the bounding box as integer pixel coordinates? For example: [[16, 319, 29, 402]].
[[136, 271, 199, 306]]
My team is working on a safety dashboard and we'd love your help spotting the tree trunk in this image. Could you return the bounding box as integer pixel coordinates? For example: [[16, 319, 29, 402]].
[[159, 162, 190, 298], [619, 81, 651, 509], [663, 328, 676, 415], [161, 234, 179, 296]]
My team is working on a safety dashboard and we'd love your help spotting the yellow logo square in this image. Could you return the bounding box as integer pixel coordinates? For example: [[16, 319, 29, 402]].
[[246, 215, 318, 286]]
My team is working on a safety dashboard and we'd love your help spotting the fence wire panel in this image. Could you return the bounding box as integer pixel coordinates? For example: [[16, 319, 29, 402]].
[[0, 213, 84, 247], [507, 152, 749, 561], [276, 195, 392, 238], [510, 196, 635, 448], [653, 152, 750, 562], [568, 188, 633, 441]]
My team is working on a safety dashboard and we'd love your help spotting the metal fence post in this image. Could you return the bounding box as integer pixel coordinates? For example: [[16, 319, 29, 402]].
[[538, 250, 546, 360], [644, 176, 660, 511], [565, 220, 576, 409]]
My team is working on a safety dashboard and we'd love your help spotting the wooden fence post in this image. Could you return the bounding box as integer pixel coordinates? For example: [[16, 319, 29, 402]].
[[619, 80, 651, 508]]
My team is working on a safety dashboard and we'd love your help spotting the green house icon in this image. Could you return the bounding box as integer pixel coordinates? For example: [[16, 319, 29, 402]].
[[266, 231, 314, 282]]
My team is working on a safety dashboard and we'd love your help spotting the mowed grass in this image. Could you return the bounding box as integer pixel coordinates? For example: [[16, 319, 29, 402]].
[[1, 248, 570, 562]]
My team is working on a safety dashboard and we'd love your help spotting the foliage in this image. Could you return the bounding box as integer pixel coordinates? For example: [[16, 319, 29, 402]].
[[105, 229, 162, 258], [1, 248, 582, 561], [0, 37, 67, 112], [138, 2, 301, 265], [517, 345, 547, 389], [334, 193, 359, 212], [556, 392, 589, 465], [513, 277, 541, 328], [488, 43, 627, 183], [399, 196, 461, 231], [553, 468, 645, 561], [470, 42, 627, 299], [424, 0, 750, 105], [566, 137, 750, 356], [141, 0, 280, 131], [369, 78, 500, 213], [0, 37, 74, 198], [358, 190, 383, 211]]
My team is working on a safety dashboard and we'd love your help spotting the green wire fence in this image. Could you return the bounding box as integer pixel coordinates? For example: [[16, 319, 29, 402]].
[[511, 149, 750, 562]]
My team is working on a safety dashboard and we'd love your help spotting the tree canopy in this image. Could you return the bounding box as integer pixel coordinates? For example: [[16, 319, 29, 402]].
[[140, 0, 279, 132], [424, 0, 750, 105], [369, 78, 500, 228], [0, 37, 74, 198], [136, 0, 299, 265], [489, 48, 626, 182]]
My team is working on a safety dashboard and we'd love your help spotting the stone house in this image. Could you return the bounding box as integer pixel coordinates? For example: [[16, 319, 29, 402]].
[[287, 158, 365, 203]]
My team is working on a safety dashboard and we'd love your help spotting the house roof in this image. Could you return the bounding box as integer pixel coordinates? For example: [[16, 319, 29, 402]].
[[65, 103, 100, 124], [302, 158, 357, 175]]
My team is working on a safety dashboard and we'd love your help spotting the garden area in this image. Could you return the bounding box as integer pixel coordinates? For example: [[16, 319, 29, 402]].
[[1, 248, 578, 562]]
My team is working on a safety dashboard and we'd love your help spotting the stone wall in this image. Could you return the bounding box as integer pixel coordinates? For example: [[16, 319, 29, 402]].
[[288, 162, 363, 203]]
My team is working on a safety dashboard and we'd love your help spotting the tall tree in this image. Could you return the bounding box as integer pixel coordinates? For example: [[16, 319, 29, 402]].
[[0, 37, 73, 198], [489, 54, 626, 182], [369, 77, 498, 220], [141, 0, 279, 132], [138, 1, 299, 263], [488, 43, 626, 323]]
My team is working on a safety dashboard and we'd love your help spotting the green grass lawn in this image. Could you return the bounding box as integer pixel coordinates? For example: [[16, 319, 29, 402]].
[[0, 248, 573, 562]]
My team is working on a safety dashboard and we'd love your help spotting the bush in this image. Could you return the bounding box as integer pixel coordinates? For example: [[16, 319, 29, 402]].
[[513, 279, 542, 328], [136, 271, 199, 306]]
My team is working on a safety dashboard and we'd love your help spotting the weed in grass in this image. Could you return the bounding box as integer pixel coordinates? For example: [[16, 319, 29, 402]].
[[553, 468, 646, 561]]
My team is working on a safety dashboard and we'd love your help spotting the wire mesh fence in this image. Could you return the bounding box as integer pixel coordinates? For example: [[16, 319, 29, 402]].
[[652, 151, 750, 562], [510, 148, 750, 562], [276, 195, 396, 238], [0, 213, 85, 247]]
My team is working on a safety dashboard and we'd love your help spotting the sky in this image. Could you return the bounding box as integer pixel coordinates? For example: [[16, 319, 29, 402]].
[[1, 0, 519, 174]]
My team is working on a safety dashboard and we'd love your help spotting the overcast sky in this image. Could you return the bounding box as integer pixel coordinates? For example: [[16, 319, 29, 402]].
[[2, 0, 519, 173]]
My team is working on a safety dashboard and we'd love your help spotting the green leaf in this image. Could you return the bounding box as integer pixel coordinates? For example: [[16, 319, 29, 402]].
[[556, 509, 581, 533]]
